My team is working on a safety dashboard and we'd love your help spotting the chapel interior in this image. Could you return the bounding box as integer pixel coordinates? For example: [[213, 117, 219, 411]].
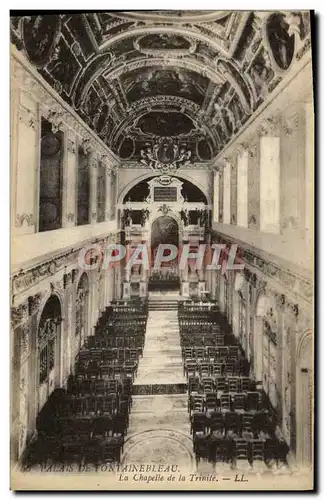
[[10, 11, 314, 478]]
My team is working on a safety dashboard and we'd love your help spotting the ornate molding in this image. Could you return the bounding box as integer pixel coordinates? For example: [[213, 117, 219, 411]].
[[20, 322, 30, 360], [66, 212, 75, 223], [63, 271, 73, 289], [15, 213, 34, 228], [72, 268, 78, 284], [274, 292, 286, 310], [105, 56, 223, 85], [12, 252, 71, 297], [11, 302, 29, 328], [259, 116, 281, 137], [67, 138, 76, 154], [140, 138, 192, 173], [133, 34, 197, 57], [80, 138, 92, 155], [101, 155, 112, 170], [18, 106, 36, 129], [127, 95, 201, 116], [28, 293, 43, 316], [212, 230, 312, 306], [50, 276, 64, 294], [46, 110, 66, 134], [296, 36, 311, 61]]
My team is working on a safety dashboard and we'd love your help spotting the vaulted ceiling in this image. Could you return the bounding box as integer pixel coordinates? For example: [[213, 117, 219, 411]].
[[10, 11, 311, 163]]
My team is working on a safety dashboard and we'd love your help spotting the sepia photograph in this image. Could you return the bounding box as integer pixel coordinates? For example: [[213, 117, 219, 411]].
[[9, 9, 314, 491]]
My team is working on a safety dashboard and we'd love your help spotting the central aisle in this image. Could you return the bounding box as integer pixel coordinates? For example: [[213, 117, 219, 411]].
[[135, 309, 187, 386], [122, 302, 193, 467]]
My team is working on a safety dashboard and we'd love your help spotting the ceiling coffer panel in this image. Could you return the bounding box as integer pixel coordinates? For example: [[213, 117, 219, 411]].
[[10, 11, 312, 162]]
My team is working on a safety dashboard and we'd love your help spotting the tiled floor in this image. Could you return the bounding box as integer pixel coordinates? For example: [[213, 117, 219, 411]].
[[121, 428, 194, 471]]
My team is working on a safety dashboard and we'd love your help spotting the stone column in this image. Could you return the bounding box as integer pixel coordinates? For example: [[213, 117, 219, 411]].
[[110, 169, 118, 221], [105, 164, 112, 221], [26, 293, 45, 444], [13, 92, 39, 235], [244, 278, 249, 357], [247, 142, 260, 230], [213, 169, 220, 223], [230, 154, 238, 225], [273, 293, 285, 425], [89, 265, 100, 335], [62, 271, 75, 384], [181, 260, 189, 297], [11, 301, 30, 460], [254, 316, 264, 382], [248, 273, 257, 373], [305, 101, 314, 249], [237, 145, 249, 228], [286, 301, 299, 455], [223, 159, 231, 224], [210, 270, 216, 301], [218, 166, 224, 223], [62, 129, 77, 228], [259, 119, 280, 234], [89, 150, 98, 225], [70, 269, 78, 368]]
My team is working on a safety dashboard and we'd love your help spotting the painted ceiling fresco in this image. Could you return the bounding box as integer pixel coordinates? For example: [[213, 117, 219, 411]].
[[10, 11, 311, 164]]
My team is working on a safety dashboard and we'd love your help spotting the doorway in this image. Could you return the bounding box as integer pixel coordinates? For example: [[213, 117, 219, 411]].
[[149, 215, 180, 292]]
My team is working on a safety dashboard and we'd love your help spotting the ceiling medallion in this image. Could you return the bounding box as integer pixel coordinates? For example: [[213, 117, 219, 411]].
[[140, 138, 192, 173]]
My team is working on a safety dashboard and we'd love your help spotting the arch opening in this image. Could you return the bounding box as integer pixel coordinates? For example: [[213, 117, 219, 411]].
[[149, 215, 180, 293]]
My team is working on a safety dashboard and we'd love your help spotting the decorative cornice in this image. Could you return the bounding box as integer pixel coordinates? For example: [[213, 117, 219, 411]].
[[212, 230, 312, 306], [11, 251, 73, 298]]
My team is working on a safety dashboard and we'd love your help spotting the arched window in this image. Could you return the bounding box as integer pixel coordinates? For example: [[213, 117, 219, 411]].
[[39, 118, 64, 232], [77, 146, 90, 226], [76, 273, 89, 349], [37, 295, 61, 409]]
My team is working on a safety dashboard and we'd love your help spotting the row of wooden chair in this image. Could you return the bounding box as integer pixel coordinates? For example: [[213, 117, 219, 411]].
[[193, 433, 288, 468], [25, 434, 125, 467], [190, 410, 271, 436], [182, 345, 240, 361], [84, 336, 144, 349], [189, 391, 262, 414], [77, 347, 141, 363], [188, 376, 256, 394], [185, 361, 249, 378]]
